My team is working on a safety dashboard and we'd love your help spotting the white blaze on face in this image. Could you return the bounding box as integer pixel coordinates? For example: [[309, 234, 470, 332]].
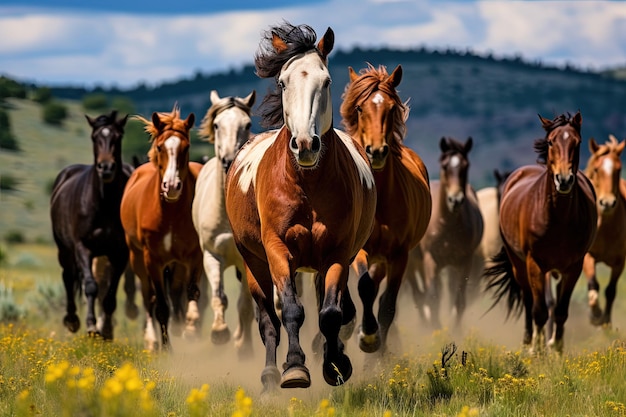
[[602, 157, 614, 176], [163, 135, 181, 186], [372, 92, 384, 105], [102, 127, 110, 137], [449, 155, 461, 168], [563, 131, 569, 139]]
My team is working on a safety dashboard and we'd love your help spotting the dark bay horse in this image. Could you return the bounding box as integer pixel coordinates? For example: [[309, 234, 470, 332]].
[[405, 137, 483, 330], [486, 112, 597, 353], [120, 105, 204, 351], [50, 110, 129, 339], [583, 134, 626, 327], [340, 64, 431, 353], [225, 22, 376, 390], [192, 89, 256, 356]]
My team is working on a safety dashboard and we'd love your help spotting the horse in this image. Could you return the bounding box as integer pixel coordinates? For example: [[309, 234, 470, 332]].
[[339, 64, 431, 354], [120, 105, 204, 351], [485, 111, 597, 354], [225, 22, 376, 391], [582, 134, 626, 327], [50, 110, 130, 340], [467, 169, 511, 302], [192, 89, 256, 357], [404, 136, 483, 330]]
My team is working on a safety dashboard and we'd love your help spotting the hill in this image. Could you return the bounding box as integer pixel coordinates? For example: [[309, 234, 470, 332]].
[[3, 47, 626, 243]]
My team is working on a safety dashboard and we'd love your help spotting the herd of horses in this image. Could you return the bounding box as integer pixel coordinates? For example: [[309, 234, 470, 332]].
[[49, 22, 625, 391]]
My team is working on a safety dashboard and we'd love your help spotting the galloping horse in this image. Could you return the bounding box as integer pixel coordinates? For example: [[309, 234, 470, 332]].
[[340, 64, 431, 353], [486, 112, 597, 353], [225, 22, 376, 390], [582, 134, 626, 327], [50, 110, 130, 340], [405, 137, 483, 330], [192, 89, 256, 356], [121, 105, 204, 351]]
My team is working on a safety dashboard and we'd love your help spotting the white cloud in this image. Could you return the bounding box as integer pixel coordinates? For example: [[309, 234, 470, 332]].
[[0, 0, 625, 88]]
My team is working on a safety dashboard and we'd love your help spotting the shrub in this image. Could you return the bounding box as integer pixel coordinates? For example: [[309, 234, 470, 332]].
[[82, 93, 109, 111], [0, 109, 19, 151], [0, 173, 19, 191], [32, 87, 53, 104], [42, 101, 68, 125], [4, 230, 25, 244], [0, 76, 27, 100]]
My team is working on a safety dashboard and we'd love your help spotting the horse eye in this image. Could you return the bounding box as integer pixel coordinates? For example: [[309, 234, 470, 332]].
[[245, 122, 251, 130], [277, 80, 285, 90], [157, 145, 162, 152], [324, 78, 332, 88], [355, 105, 362, 113], [213, 123, 219, 131]]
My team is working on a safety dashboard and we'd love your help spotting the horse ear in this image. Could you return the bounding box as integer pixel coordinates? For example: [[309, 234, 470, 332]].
[[85, 114, 96, 127], [271, 32, 288, 54], [210, 90, 220, 105], [589, 137, 599, 153], [615, 137, 626, 155], [109, 110, 118, 121], [387, 65, 403, 88], [243, 90, 256, 108], [439, 137, 449, 152], [151, 112, 164, 131], [465, 137, 473, 153], [118, 114, 128, 128], [572, 110, 582, 130], [494, 169, 502, 183], [538, 114, 552, 129], [348, 67, 359, 82], [317, 27, 334, 60], [185, 113, 195, 131]]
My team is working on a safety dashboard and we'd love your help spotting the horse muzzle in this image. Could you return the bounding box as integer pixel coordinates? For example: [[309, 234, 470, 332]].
[[554, 172, 575, 194], [365, 144, 389, 171], [290, 136, 321, 168], [446, 192, 465, 212], [161, 178, 183, 202], [97, 161, 116, 183]]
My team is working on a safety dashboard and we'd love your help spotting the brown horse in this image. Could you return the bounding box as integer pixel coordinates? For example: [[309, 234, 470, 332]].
[[120, 105, 204, 351], [583, 134, 626, 327], [340, 64, 431, 353], [225, 22, 376, 391], [405, 136, 483, 330], [486, 112, 597, 354]]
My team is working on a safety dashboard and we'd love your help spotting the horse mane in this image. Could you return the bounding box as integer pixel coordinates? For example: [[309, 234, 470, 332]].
[[254, 21, 321, 129], [198, 96, 253, 143], [340, 64, 409, 155], [439, 137, 468, 161], [134, 105, 189, 163], [533, 112, 581, 165], [90, 111, 119, 129]]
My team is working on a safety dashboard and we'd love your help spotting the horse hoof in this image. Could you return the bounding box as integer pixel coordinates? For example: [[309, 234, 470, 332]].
[[311, 332, 325, 359], [211, 327, 231, 345], [261, 366, 281, 393], [339, 317, 356, 341], [323, 354, 352, 386], [63, 315, 80, 333], [358, 327, 381, 353], [125, 302, 140, 320], [280, 365, 311, 389], [589, 307, 604, 326]]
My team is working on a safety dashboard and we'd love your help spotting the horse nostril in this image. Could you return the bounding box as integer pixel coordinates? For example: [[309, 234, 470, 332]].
[[381, 145, 389, 158], [311, 136, 321, 152], [365, 145, 372, 155], [290, 137, 298, 152]]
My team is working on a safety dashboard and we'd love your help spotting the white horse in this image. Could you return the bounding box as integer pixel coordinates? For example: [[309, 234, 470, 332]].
[[192, 89, 256, 357]]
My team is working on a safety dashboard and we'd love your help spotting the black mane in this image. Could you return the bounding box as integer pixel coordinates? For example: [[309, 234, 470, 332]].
[[534, 112, 580, 164]]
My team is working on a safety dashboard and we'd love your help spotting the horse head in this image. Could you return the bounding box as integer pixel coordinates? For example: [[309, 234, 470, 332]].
[[200, 90, 255, 173], [586, 134, 625, 213], [142, 106, 195, 202], [439, 136, 472, 212], [341, 64, 406, 171], [538, 111, 582, 194], [86, 110, 127, 183]]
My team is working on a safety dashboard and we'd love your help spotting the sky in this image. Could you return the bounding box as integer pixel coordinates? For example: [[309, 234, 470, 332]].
[[1, 0, 626, 89]]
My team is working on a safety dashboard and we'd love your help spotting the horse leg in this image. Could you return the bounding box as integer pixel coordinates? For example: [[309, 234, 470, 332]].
[[404, 246, 427, 321], [183, 263, 202, 340], [548, 265, 581, 354], [353, 250, 381, 353], [75, 243, 98, 336], [448, 262, 470, 331], [544, 271, 555, 344], [320, 263, 352, 386], [143, 250, 170, 351], [527, 259, 548, 355], [582, 253, 603, 325], [100, 252, 127, 340], [166, 265, 185, 337], [129, 248, 157, 351], [377, 252, 408, 353], [234, 267, 255, 359], [602, 260, 623, 326], [423, 252, 442, 329], [91, 256, 109, 334], [243, 254, 282, 392], [204, 251, 230, 344], [123, 263, 139, 320], [59, 250, 80, 333]]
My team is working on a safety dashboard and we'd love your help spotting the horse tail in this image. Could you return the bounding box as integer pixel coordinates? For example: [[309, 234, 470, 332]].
[[483, 246, 523, 319]]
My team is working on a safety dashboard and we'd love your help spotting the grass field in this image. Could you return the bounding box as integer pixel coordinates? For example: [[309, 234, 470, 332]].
[[0, 242, 625, 416]]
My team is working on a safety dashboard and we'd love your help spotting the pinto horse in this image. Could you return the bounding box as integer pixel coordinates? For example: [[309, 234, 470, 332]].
[[582, 134, 626, 327], [192, 89, 256, 356], [405, 137, 483, 330], [120, 105, 204, 351], [486, 112, 597, 353], [225, 22, 376, 390], [50, 110, 130, 339], [339, 64, 431, 353]]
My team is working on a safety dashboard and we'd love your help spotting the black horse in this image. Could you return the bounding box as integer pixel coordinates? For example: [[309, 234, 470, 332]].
[[50, 110, 131, 340]]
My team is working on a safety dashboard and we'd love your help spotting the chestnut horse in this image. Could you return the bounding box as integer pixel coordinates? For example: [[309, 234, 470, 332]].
[[583, 134, 626, 327], [486, 112, 597, 353], [405, 137, 483, 330], [50, 110, 130, 339], [340, 64, 431, 353], [121, 105, 204, 351], [225, 22, 376, 390], [192, 89, 256, 356]]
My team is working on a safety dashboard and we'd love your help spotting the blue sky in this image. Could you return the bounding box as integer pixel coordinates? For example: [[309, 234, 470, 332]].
[[1, 0, 625, 88]]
